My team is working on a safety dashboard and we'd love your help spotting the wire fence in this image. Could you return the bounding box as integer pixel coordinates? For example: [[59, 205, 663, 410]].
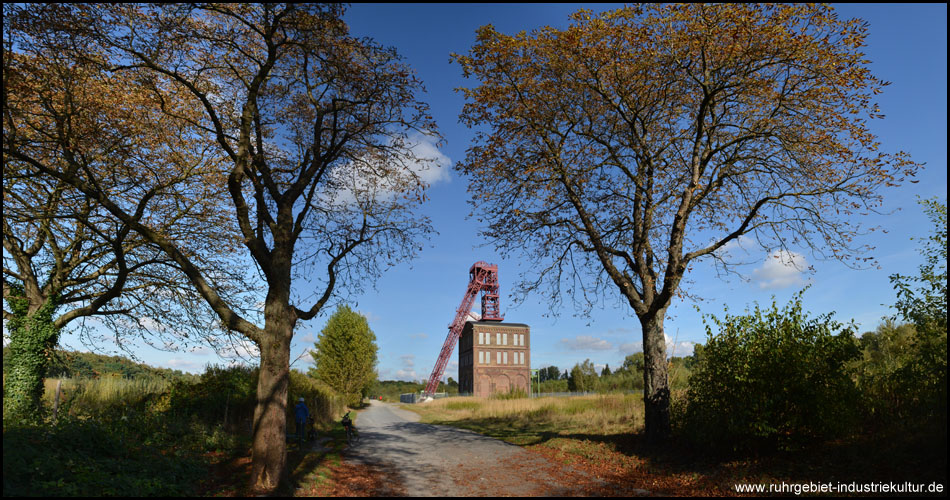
[[399, 390, 643, 403]]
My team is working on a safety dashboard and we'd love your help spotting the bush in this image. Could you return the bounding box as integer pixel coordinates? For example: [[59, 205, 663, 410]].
[[288, 369, 346, 430], [677, 291, 861, 451], [881, 197, 947, 426], [163, 364, 258, 434], [2, 414, 206, 496], [490, 387, 529, 400]]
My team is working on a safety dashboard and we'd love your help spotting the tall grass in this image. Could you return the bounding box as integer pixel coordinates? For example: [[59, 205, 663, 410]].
[[413, 393, 644, 436], [7, 365, 346, 497], [43, 376, 169, 415]]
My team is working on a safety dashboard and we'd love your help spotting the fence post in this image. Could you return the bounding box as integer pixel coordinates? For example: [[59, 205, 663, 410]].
[[224, 391, 230, 429], [52, 379, 62, 422]]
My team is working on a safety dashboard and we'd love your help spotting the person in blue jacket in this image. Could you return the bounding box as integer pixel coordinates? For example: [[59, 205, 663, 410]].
[[294, 397, 310, 444]]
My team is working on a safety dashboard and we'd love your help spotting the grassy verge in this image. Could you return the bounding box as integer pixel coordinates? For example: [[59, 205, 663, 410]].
[[403, 395, 947, 496]]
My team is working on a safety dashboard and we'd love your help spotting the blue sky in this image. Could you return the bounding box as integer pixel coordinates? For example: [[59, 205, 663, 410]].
[[53, 4, 946, 382]]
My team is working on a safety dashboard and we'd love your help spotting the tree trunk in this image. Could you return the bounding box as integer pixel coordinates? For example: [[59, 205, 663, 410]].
[[4, 295, 60, 422], [249, 293, 295, 491], [640, 311, 671, 443]]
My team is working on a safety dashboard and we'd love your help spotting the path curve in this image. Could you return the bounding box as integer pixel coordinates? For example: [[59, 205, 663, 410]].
[[341, 400, 614, 496]]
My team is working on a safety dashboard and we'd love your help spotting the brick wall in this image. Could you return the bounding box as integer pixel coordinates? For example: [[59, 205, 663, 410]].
[[459, 321, 530, 397]]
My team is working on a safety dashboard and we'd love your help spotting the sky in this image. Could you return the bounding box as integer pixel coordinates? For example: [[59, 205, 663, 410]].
[[47, 3, 947, 383]]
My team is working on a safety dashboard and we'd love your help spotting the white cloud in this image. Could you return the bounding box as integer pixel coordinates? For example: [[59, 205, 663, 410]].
[[668, 340, 695, 358], [618, 342, 641, 355], [188, 345, 214, 356], [618, 333, 695, 358], [324, 131, 451, 206], [753, 250, 811, 289], [394, 369, 420, 381], [560, 335, 614, 351], [216, 337, 260, 361], [714, 235, 755, 261], [405, 131, 451, 186], [359, 310, 382, 323], [137, 316, 168, 333], [165, 358, 205, 373]]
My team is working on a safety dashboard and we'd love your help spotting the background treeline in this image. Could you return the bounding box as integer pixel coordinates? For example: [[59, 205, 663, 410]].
[[368, 379, 463, 401], [535, 353, 694, 394], [2, 347, 196, 383]]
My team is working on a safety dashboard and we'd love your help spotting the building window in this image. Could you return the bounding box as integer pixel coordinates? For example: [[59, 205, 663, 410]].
[[503, 351, 508, 364], [478, 332, 483, 345], [496, 351, 501, 364], [478, 351, 483, 364], [520, 352, 524, 365]]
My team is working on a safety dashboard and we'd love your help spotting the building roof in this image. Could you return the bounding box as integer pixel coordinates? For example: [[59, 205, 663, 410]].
[[465, 320, 530, 328]]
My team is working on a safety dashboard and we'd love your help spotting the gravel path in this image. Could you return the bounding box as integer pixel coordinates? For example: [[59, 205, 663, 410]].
[[341, 400, 621, 497]]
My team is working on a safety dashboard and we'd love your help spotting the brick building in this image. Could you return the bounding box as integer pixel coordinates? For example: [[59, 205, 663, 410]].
[[457, 320, 530, 397]]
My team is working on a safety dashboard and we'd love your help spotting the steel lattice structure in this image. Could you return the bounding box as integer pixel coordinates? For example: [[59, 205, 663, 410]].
[[423, 261, 503, 396]]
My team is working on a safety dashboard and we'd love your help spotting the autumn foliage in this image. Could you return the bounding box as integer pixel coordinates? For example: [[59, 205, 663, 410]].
[[454, 3, 920, 442], [5, 4, 436, 490]]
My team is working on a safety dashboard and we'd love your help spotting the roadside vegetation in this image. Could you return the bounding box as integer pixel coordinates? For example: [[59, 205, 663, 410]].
[[403, 199, 947, 495], [3, 200, 945, 496], [2, 306, 375, 496], [1, 361, 350, 496]]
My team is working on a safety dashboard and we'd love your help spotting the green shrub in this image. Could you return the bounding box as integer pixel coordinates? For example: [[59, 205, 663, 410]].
[[881, 197, 947, 426], [2, 416, 206, 496], [164, 364, 258, 433], [677, 291, 861, 451], [490, 387, 529, 400], [288, 369, 346, 430]]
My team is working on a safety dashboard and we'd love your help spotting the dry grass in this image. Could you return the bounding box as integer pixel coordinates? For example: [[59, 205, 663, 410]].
[[403, 394, 947, 496], [409, 394, 643, 441], [43, 376, 169, 410]]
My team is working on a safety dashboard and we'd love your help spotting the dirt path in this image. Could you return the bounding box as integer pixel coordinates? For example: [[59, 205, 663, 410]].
[[340, 400, 636, 496]]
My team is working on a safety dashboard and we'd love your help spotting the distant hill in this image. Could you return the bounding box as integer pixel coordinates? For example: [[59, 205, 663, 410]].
[[2, 347, 196, 382]]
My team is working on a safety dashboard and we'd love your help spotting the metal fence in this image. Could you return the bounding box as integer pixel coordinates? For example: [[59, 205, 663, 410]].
[[399, 392, 449, 403], [400, 390, 640, 402]]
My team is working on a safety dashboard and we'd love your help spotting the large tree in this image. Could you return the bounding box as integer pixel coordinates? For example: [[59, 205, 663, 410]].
[[4, 4, 439, 489], [3, 10, 249, 421], [453, 4, 919, 441], [308, 304, 378, 406]]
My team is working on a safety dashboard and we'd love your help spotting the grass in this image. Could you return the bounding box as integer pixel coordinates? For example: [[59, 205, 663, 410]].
[[403, 394, 948, 496], [4, 370, 352, 497], [408, 393, 642, 446], [43, 377, 170, 415]]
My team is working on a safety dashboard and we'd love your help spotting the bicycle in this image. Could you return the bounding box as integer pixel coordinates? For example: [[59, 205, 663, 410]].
[[342, 411, 359, 443], [345, 424, 359, 443], [288, 416, 317, 445]]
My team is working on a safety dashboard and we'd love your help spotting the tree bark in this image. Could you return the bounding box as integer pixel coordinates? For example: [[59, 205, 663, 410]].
[[250, 279, 295, 490], [640, 310, 671, 443]]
